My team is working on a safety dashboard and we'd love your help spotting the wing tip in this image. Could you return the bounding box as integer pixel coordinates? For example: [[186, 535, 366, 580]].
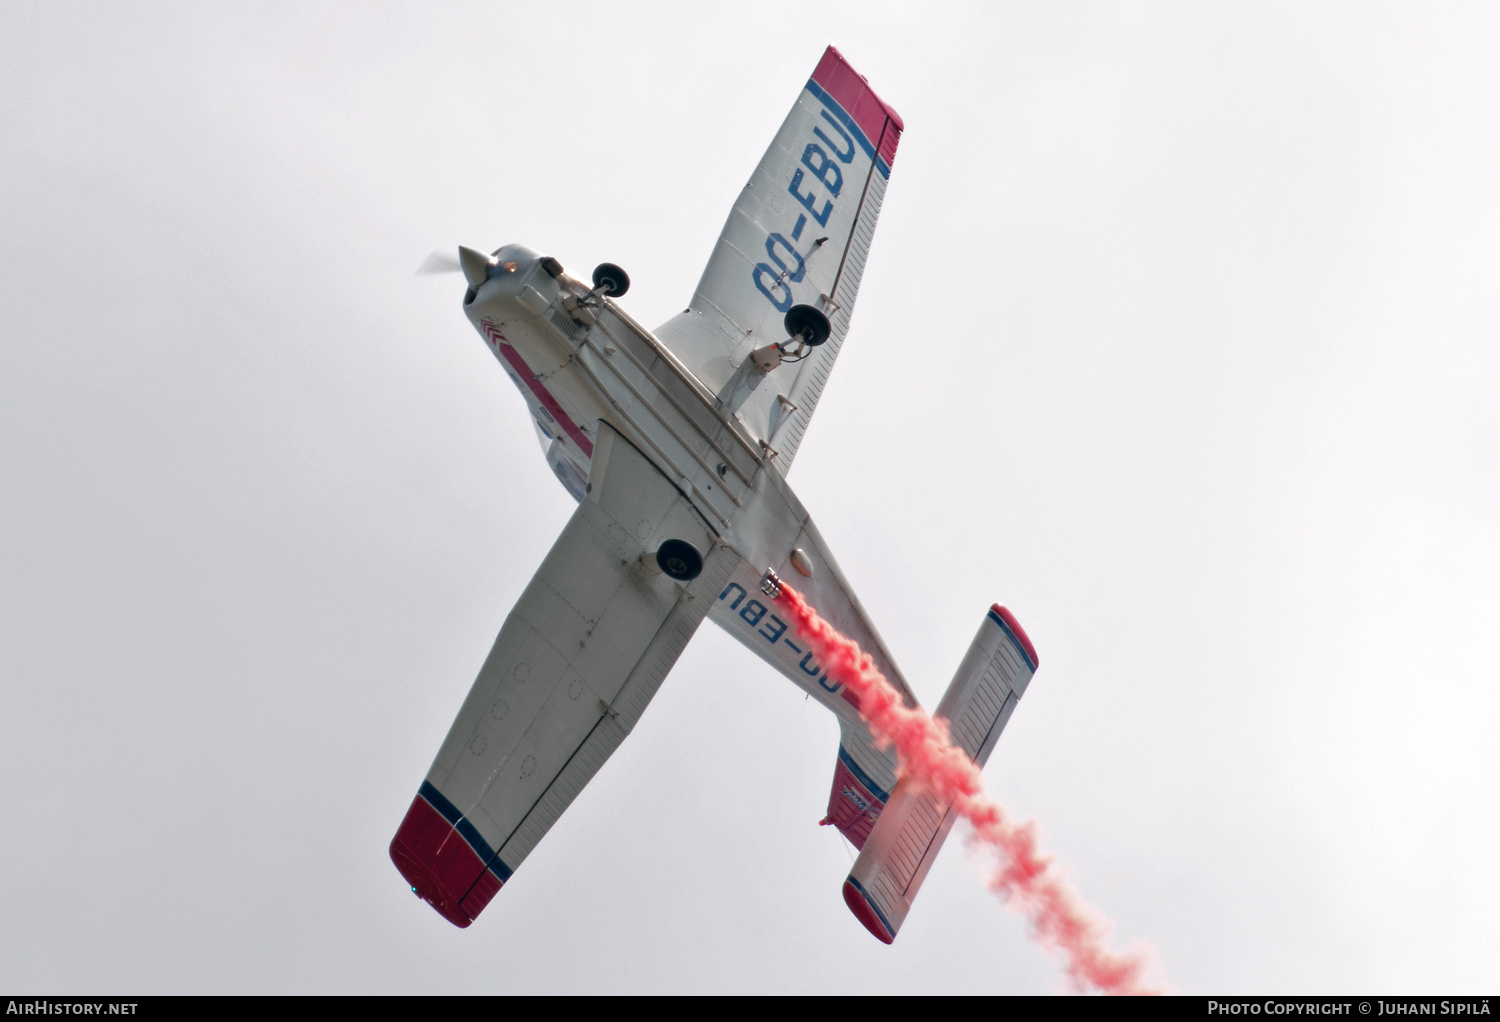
[[389, 833, 474, 929], [389, 792, 503, 929], [813, 45, 904, 166], [990, 604, 1039, 671], [842, 877, 897, 944], [817, 45, 905, 132]]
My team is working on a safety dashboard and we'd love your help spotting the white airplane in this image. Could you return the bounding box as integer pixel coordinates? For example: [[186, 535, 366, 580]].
[[392, 45, 1040, 943]]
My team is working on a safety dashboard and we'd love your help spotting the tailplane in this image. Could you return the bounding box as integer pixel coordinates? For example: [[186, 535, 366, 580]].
[[841, 605, 1039, 942]]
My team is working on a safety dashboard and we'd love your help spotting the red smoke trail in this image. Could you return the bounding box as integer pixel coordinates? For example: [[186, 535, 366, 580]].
[[775, 583, 1158, 995]]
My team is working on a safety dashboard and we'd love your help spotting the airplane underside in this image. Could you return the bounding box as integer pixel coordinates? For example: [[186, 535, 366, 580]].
[[389, 45, 1039, 943]]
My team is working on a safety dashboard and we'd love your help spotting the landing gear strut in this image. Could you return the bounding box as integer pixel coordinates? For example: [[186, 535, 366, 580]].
[[591, 263, 630, 298], [749, 304, 833, 372]]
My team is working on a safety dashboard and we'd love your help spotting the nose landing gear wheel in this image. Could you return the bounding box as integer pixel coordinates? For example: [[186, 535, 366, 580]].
[[592, 263, 630, 298]]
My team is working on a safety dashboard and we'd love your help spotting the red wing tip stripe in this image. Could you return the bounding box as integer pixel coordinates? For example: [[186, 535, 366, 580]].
[[390, 843, 474, 928], [813, 45, 905, 131], [811, 45, 903, 166], [989, 604, 1039, 672], [391, 785, 512, 928], [390, 796, 490, 928], [457, 869, 503, 922], [842, 877, 896, 944]]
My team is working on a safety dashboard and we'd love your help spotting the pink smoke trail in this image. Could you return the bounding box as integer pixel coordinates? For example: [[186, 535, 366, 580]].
[[775, 583, 1159, 995]]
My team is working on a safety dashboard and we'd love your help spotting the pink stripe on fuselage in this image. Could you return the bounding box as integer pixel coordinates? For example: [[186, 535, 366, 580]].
[[480, 321, 594, 458]]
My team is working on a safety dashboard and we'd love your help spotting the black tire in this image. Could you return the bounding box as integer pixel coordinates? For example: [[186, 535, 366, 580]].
[[655, 539, 703, 581], [784, 304, 831, 347], [592, 262, 630, 297]]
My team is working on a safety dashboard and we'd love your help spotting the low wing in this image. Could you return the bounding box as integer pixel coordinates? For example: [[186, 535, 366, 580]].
[[655, 45, 903, 468], [390, 423, 736, 927]]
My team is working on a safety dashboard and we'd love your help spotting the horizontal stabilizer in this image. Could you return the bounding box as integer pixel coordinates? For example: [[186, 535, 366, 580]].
[[842, 605, 1038, 943]]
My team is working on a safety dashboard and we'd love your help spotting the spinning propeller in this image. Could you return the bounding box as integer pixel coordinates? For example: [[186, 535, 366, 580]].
[[415, 247, 500, 287], [415, 248, 631, 296]]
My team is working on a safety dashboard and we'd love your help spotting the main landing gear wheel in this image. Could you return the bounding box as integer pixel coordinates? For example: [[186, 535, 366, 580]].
[[655, 539, 703, 581], [592, 262, 630, 298], [784, 304, 831, 347]]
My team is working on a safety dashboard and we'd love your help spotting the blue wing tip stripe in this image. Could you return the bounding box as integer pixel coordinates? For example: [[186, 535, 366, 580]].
[[418, 780, 513, 882], [418, 780, 463, 826], [986, 608, 1038, 673]]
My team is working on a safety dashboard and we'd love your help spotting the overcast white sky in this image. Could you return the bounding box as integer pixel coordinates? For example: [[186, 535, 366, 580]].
[[3, 1, 1498, 995]]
